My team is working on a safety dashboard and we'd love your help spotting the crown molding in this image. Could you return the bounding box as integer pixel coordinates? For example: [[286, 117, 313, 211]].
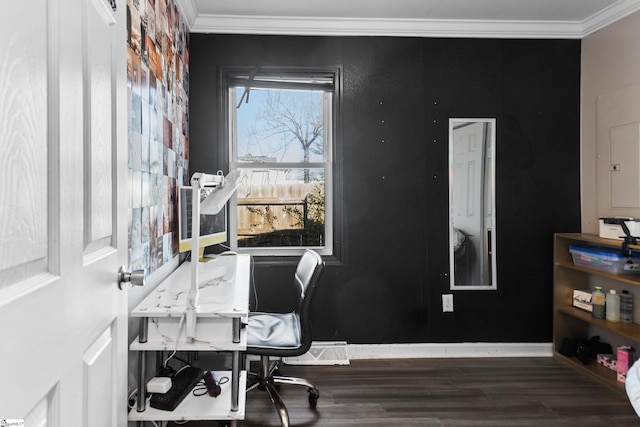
[[581, 0, 640, 36], [174, 0, 197, 29], [190, 15, 586, 39], [176, 0, 640, 39]]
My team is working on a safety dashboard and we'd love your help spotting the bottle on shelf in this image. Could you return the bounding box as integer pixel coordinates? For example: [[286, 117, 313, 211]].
[[620, 290, 633, 323], [606, 290, 620, 322], [592, 286, 606, 319]]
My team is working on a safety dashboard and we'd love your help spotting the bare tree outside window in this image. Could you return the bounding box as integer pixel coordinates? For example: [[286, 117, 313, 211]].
[[247, 90, 324, 182]]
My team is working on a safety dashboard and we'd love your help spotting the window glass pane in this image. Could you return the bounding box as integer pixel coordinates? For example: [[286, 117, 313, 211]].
[[228, 70, 335, 255], [236, 168, 325, 248], [235, 88, 325, 163]]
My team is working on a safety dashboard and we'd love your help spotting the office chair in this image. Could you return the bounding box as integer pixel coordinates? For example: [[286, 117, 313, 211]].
[[246, 249, 325, 427]]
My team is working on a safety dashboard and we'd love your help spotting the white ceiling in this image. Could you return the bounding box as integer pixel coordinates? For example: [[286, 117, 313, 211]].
[[176, 0, 640, 38]]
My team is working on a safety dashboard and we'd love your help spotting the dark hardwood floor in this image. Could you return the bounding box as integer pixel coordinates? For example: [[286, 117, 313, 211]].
[[171, 357, 640, 426]]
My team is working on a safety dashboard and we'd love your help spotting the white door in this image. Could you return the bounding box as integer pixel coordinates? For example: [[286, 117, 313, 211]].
[[452, 122, 488, 285], [0, 0, 129, 425]]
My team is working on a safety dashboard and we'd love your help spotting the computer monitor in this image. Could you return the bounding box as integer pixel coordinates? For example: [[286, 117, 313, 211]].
[[177, 186, 227, 259]]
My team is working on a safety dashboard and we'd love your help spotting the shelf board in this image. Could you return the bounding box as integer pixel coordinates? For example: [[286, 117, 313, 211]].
[[130, 318, 247, 352], [128, 371, 247, 422], [556, 261, 640, 287], [130, 334, 246, 352], [554, 352, 627, 396], [556, 305, 640, 342], [555, 233, 640, 251]]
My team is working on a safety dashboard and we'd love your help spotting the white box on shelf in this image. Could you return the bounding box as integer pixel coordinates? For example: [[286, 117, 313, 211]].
[[572, 289, 592, 312], [147, 377, 172, 394]]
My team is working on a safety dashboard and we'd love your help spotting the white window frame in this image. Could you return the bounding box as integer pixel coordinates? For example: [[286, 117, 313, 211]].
[[226, 69, 336, 257]]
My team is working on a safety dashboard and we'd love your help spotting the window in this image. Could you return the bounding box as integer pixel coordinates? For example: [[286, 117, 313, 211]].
[[226, 69, 337, 256]]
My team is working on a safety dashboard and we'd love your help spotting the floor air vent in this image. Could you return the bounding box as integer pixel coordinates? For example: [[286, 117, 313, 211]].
[[284, 341, 350, 365]]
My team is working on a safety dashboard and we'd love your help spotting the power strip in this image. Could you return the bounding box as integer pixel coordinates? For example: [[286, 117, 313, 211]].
[[147, 377, 172, 394], [150, 367, 204, 411]]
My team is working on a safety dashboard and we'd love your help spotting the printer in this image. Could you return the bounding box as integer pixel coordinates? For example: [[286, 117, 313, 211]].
[[599, 217, 640, 240]]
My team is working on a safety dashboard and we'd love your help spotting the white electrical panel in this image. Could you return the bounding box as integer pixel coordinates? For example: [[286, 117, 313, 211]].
[[610, 122, 640, 208]]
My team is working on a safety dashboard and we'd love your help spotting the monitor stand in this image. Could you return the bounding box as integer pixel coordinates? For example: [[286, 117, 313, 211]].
[[197, 247, 216, 262]]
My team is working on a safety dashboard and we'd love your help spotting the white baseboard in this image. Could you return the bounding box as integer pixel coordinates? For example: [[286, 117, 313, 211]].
[[346, 342, 553, 359], [248, 342, 553, 365]]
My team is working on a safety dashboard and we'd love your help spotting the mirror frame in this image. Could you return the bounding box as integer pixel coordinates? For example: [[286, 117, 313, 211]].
[[449, 118, 497, 290]]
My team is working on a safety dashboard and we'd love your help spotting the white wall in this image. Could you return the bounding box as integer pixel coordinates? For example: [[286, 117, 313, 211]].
[[581, 11, 640, 233]]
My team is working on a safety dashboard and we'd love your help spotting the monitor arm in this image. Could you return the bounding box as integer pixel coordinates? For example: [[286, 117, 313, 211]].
[[615, 218, 638, 259]]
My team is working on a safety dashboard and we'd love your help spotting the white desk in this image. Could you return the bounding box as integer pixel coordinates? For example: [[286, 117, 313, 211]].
[[128, 254, 250, 424]]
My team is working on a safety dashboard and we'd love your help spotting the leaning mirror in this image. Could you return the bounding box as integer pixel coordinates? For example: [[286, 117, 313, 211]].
[[449, 118, 497, 290]]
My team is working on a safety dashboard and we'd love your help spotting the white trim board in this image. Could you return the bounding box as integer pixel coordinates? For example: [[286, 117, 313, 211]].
[[177, 0, 640, 39], [246, 343, 552, 365], [347, 343, 553, 359]]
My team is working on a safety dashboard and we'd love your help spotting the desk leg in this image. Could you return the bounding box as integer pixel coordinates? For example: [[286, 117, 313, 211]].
[[231, 350, 240, 412], [136, 350, 146, 412], [231, 317, 241, 412], [232, 317, 241, 344], [136, 318, 149, 413]]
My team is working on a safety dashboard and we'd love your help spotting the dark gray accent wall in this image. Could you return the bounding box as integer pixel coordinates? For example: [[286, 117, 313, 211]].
[[189, 34, 581, 344]]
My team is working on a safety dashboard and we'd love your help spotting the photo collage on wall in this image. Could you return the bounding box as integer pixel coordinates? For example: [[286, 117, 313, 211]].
[[126, 0, 189, 275]]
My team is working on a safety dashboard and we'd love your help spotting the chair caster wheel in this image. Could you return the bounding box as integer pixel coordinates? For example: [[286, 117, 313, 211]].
[[308, 388, 319, 408]]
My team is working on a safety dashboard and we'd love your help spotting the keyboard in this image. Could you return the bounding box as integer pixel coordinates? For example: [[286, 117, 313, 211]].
[[150, 366, 204, 411]]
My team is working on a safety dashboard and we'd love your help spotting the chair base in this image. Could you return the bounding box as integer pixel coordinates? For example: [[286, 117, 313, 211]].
[[247, 356, 320, 427]]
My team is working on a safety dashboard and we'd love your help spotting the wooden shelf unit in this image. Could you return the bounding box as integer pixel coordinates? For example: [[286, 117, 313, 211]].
[[553, 233, 640, 394]]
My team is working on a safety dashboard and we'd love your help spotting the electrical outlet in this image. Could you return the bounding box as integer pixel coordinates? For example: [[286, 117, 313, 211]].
[[442, 294, 453, 312]]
